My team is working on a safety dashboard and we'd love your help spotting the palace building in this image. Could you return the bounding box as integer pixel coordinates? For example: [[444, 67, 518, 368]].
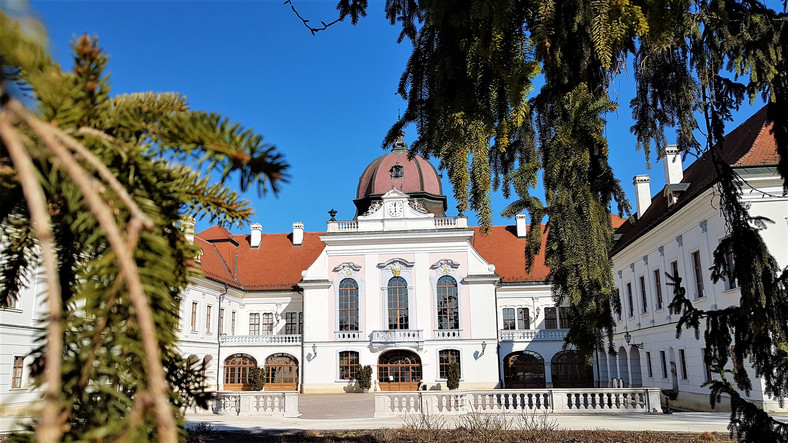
[[1, 108, 785, 415]]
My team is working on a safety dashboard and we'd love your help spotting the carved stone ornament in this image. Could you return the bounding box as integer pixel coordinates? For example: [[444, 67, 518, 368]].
[[658, 246, 664, 256], [408, 200, 429, 214], [363, 201, 382, 216], [332, 262, 362, 277], [676, 235, 683, 247], [377, 258, 415, 276], [430, 258, 461, 275]]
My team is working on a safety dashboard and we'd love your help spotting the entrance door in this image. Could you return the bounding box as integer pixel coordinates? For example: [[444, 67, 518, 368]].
[[504, 351, 546, 388], [264, 353, 298, 391], [378, 350, 422, 391], [223, 354, 257, 391]]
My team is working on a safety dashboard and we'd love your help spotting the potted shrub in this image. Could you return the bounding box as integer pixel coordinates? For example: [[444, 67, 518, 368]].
[[357, 365, 373, 393], [447, 362, 460, 390]]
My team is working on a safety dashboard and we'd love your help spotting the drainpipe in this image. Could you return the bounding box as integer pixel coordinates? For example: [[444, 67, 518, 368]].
[[216, 283, 228, 392]]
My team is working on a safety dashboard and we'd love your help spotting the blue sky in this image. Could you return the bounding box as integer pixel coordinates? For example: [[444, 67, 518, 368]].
[[29, 1, 767, 235]]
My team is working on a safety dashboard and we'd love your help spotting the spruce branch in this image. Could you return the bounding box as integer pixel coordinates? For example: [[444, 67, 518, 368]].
[[8, 99, 177, 443], [0, 112, 64, 443]]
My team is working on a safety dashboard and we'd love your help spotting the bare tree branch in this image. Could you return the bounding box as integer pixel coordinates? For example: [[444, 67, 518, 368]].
[[284, 0, 342, 35], [0, 112, 64, 443]]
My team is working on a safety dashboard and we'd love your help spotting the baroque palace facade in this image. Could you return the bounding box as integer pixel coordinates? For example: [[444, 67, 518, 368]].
[[1, 108, 785, 415]]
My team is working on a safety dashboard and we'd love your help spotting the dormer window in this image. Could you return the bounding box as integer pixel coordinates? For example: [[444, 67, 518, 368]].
[[390, 163, 404, 179], [662, 183, 690, 207]]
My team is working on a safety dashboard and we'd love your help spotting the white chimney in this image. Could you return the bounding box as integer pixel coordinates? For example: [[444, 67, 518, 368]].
[[515, 213, 527, 238], [182, 215, 195, 243], [250, 223, 262, 248], [633, 175, 652, 219], [292, 222, 304, 246], [663, 145, 684, 185]]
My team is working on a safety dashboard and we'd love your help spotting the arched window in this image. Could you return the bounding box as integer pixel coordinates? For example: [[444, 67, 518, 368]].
[[265, 353, 298, 391], [504, 351, 545, 388], [223, 354, 257, 391], [378, 350, 422, 391], [339, 279, 359, 331], [387, 277, 408, 330], [436, 276, 459, 330], [339, 351, 360, 380], [438, 349, 460, 379]]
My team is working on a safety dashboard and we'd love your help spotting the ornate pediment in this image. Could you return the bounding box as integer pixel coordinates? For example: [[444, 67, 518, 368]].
[[332, 262, 362, 278], [430, 259, 461, 274]]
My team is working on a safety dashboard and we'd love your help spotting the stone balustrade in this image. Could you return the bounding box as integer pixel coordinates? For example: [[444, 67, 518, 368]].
[[219, 334, 302, 345], [334, 330, 364, 341], [374, 388, 662, 417], [434, 217, 468, 228], [209, 392, 299, 417], [371, 329, 425, 350], [433, 329, 463, 339], [498, 329, 569, 341]]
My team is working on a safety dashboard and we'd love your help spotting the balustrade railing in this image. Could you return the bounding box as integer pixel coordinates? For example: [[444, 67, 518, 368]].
[[371, 329, 424, 342], [211, 392, 299, 417], [334, 330, 364, 341], [433, 329, 463, 339], [498, 329, 568, 341], [219, 334, 302, 345], [374, 388, 661, 417]]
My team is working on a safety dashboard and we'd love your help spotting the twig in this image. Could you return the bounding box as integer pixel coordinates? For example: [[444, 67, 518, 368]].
[[284, 0, 342, 35], [9, 100, 178, 443], [0, 112, 64, 443]]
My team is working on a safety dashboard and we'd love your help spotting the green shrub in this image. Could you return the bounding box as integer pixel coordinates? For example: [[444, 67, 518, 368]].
[[447, 362, 460, 390], [243, 366, 266, 391], [358, 365, 373, 390]]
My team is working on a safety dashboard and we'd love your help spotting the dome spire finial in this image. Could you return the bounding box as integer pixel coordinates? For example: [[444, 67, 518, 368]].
[[392, 129, 408, 153]]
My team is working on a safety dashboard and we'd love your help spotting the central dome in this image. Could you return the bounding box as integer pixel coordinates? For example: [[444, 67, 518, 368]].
[[354, 133, 446, 217]]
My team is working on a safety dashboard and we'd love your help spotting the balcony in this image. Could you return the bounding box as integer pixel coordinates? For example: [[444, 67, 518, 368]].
[[371, 329, 424, 350], [219, 334, 302, 345], [327, 216, 467, 233], [433, 329, 463, 339], [499, 329, 568, 342], [334, 330, 365, 341]]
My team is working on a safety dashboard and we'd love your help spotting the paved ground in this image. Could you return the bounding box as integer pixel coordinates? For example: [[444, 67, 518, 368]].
[[3, 395, 786, 434]]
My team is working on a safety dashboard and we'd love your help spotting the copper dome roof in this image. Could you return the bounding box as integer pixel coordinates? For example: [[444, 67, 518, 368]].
[[356, 140, 443, 200]]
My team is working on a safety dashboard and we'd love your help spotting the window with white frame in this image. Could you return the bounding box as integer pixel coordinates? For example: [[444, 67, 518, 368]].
[[517, 307, 530, 329], [679, 349, 688, 380], [626, 283, 634, 317], [262, 312, 274, 334], [231, 311, 236, 334], [691, 250, 704, 298], [339, 351, 360, 380], [660, 351, 668, 378], [12, 356, 23, 388], [502, 308, 516, 330], [206, 305, 212, 333], [387, 277, 409, 330], [219, 308, 225, 334], [558, 307, 571, 329], [285, 312, 300, 334], [436, 276, 459, 330], [724, 247, 737, 290], [191, 302, 198, 331], [544, 307, 557, 329], [249, 313, 260, 335], [639, 276, 648, 313], [339, 278, 359, 331], [653, 269, 663, 309], [438, 349, 460, 379], [646, 351, 653, 378]]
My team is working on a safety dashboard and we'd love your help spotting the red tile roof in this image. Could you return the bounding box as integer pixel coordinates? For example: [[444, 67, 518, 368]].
[[194, 229, 325, 290], [471, 225, 551, 283], [613, 106, 779, 254]]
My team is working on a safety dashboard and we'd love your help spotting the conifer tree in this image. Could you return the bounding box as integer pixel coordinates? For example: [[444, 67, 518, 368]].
[[0, 11, 288, 442], [300, 0, 788, 438]]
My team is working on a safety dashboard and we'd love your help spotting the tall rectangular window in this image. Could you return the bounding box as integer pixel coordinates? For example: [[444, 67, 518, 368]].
[[205, 305, 212, 333], [299, 312, 303, 334], [439, 349, 461, 379], [626, 283, 634, 317], [517, 308, 530, 330], [669, 260, 680, 297], [544, 307, 557, 329], [679, 349, 688, 380], [558, 307, 572, 329], [249, 313, 260, 335], [339, 278, 359, 331], [615, 288, 621, 320], [285, 312, 299, 334], [502, 308, 515, 330], [660, 351, 668, 378], [724, 249, 737, 290], [11, 356, 23, 388], [436, 276, 459, 330], [339, 351, 360, 380], [387, 277, 409, 330], [653, 270, 663, 310], [646, 352, 653, 378], [692, 250, 704, 298], [231, 311, 236, 334], [191, 302, 198, 331], [219, 308, 225, 334], [639, 276, 648, 313], [702, 348, 712, 382], [262, 313, 274, 334]]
